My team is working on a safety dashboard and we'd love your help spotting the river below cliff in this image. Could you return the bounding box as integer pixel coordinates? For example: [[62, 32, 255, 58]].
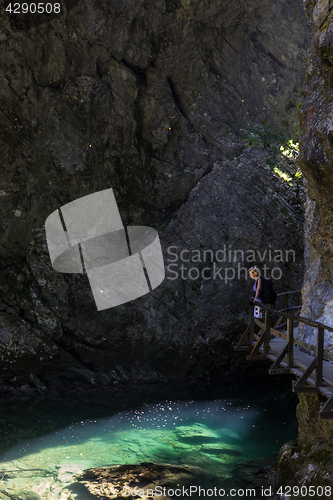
[[0, 382, 297, 499]]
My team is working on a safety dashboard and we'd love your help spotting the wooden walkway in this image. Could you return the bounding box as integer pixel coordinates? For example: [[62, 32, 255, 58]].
[[234, 292, 333, 419]]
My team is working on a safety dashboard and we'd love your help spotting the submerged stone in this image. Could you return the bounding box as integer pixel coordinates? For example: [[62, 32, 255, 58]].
[[76, 463, 209, 500], [200, 443, 243, 457], [175, 423, 220, 441], [0, 491, 42, 500], [216, 428, 241, 440]]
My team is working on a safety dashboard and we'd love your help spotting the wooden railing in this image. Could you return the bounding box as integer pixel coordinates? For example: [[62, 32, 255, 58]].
[[273, 290, 302, 329], [235, 290, 333, 391]]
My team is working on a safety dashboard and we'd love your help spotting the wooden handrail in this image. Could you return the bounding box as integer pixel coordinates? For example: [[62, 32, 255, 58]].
[[235, 290, 333, 414], [277, 290, 302, 297], [275, 289, 301, 316], [278, 305, 302, 313]]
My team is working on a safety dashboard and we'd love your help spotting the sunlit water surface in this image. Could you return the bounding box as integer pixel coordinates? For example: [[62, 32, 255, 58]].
[[0, 386, 297, 499]]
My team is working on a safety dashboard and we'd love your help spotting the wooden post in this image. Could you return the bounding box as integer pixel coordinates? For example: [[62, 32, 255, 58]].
[[284, 293, 289, 314], [250, 302, 254, 342], [264, 309, 271, 355], [287, 318, 294, 368], [316, 325, 324, 387]]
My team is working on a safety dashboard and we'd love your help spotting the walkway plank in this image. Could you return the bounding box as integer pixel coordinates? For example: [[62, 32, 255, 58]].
[[249, 336, 333, 403], [264, 337, 333, 388]]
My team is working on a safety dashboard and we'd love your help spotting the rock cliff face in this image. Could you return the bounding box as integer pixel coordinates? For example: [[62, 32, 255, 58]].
[[0, 149, 304, 393], [276, 0, 333, 491], [0, 0, 308, 392], [298, 1, 333, 349], [277, 393, 333, 493], [1, 0, 307, 265]]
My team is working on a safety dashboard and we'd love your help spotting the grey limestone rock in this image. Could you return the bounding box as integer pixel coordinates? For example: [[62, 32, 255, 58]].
[[0, 148, 304, 390], [0, 0, 307, 265], [296, 1, 333, 355], [0, 0, 307, 390]]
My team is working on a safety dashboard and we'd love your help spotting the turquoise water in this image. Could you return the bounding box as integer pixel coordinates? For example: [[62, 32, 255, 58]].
[[0, 384, 298, 499]]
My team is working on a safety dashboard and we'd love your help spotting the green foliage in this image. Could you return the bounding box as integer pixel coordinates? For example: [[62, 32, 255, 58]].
[[242, 119, 288, 152], [266, 158, 276, 169], [274, 166, 293, 185], [280, 140, 299, 159], [242, 119, 302, 186], [295, 168, 302, 179], [242, 119, 300, 158]]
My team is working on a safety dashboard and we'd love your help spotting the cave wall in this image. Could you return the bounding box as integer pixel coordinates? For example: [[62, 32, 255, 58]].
[[0, 0, 309, 392], [0, 0, 308, 265], [0, 148, 305, 393], [298, 0, 333, 350]]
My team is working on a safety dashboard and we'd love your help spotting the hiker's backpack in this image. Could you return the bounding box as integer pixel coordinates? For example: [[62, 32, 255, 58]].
[[260, 278, 277, 305]]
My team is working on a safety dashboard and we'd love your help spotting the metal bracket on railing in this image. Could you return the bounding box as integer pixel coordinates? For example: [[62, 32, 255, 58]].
[[269, 318, 294, 374], [292, 358, 318, 393], [320, 394, 333, 420], [292, 326, 324, 393]]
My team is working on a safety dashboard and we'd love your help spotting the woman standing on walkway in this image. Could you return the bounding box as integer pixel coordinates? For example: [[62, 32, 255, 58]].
[[248, 266, 263, 319]]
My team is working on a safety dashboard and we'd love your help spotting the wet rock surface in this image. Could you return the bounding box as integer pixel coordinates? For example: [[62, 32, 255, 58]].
[[74, 461, 277, 500], [75, 463, 205, 500], [0, 460, 278, 500]]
